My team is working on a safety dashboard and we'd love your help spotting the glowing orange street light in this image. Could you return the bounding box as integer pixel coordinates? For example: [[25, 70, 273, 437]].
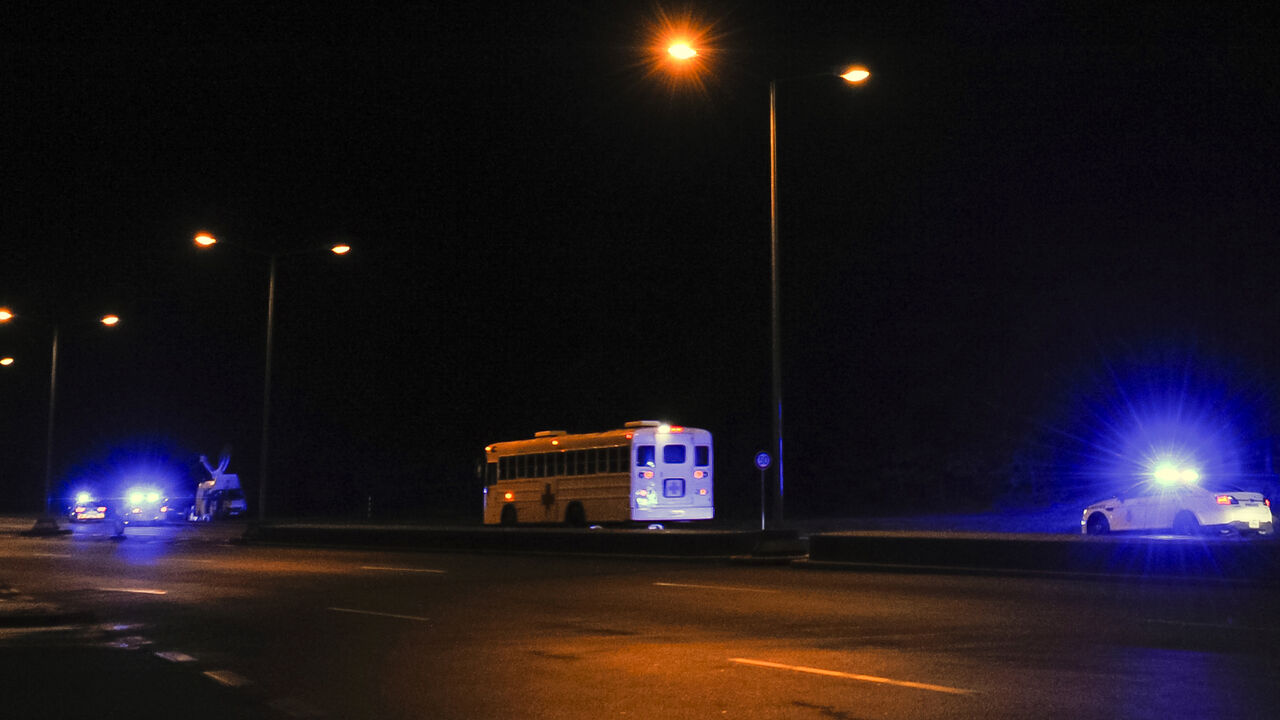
[[840, 66, 871, 83], [194, 232, 217, 247], [668, 42, 697, 60], [1, 357, 13, 366], [0, 308, 12, 322], [100, 315, 120, 326], [331, 244, 351, 255]]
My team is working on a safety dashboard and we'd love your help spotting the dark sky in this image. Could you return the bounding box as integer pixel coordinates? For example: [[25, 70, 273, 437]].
[[3, 2, 1280, 518]]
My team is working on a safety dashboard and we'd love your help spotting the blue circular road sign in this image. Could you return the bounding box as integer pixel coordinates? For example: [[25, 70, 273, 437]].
[[754, 451, 772, 470]]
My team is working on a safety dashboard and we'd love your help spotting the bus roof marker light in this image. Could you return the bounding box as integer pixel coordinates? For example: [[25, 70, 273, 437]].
[[658, 424, 671, 434]]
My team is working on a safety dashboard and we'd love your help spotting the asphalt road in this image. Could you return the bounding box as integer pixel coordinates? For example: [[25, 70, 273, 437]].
[[2, 520, 1278, 719]]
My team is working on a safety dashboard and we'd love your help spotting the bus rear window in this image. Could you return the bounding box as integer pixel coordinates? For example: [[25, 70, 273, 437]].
[[636, 445, 655, 467], [663, 445, 686, 464], [695, 445, 709, 466]]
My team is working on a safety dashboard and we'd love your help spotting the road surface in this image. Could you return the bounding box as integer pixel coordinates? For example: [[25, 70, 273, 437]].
[[1, 520, 1277, 718]]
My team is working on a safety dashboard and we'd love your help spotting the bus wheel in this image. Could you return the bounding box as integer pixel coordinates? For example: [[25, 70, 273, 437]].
[[500, 505, 518, 526], [565, 502, 586, 528]]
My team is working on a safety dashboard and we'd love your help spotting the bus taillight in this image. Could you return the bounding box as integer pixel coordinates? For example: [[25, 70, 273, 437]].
[[694, 470, 705, 479], [504, 491, 514, 501]]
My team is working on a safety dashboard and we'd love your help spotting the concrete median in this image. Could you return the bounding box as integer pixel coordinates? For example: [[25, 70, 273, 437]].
[[243, 522, 801, 558], [806, 531, 1280, 583]]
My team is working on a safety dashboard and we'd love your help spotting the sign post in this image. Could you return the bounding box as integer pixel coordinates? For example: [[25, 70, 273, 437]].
[[754, 451, 772, 531]]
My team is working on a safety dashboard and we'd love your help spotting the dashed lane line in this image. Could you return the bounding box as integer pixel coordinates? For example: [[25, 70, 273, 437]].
[[203, 669, 252, 688], [155, 651, 198, 662], [360, 566, 447, 574], [653, 581, 780, 593], [729, 658, 975, 696], [327, 606, 431, 622], [96, 587, 167, 595]]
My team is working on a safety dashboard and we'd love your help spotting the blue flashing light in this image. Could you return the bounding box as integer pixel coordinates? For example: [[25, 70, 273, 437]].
[[1041, 343, 1271, 502], [1152, 464, 1180, 485]]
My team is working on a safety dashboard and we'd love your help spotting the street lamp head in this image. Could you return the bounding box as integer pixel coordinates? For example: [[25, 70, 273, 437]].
[[100, 314, 120, 326], [0, 357, 13, 366], [840, 66, 871, 84], [194, 232, 218, 247], [330, 244, 351, 255], [0, 308, 12, 322], [667, 41, 697, 60]]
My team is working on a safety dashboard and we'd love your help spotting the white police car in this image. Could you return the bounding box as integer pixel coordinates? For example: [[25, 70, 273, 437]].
[[69, 491, 108, 522], [123, 487, 167, 525], [1082, 462, 1273, 536]]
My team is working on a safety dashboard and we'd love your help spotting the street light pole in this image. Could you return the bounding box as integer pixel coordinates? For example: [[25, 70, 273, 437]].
[[767, 69, 869, 528], [657, 34, 869, 529], [194, 234, 350, 522], [259, 254, 277, 522], [768, 78, 786, 529], [43, 325, 59, 517], [1, 310, 121, 534]]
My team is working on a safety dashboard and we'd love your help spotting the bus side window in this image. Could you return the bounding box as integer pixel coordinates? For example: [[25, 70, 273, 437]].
[[608, 446, 622, 473], [636, 445, 655, 468], [695, 446, 710, 466], [555, 452, 566, 477], [517, 454, 527, 479], [586, 449, 597, 475], [486, 463, 497, 486]]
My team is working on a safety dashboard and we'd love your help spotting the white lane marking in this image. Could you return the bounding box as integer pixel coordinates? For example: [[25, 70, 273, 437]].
[[327, 606, 431, 623], [204, 669, 252, 687], [653, 582, 780, 594], [97, 587, 167, 595], [0, 625, 79, 638], [30, 552, 72, 558], [1145, 618, 1277, 633], [729, 658, 975, 696], [156, 651, 197, 663], [361, 566, 447, 574]]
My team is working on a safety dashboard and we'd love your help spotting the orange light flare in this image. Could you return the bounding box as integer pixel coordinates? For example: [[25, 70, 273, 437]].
[[0, 308, 12, 322], [193, 232, 217, 247], [0, 357, 13, 366], [330, 244, 351, 255], [100, 314, 120, 326], [638, 8, 721, 96], [840, 65, 871, 84], [667, 41, 697, 60]]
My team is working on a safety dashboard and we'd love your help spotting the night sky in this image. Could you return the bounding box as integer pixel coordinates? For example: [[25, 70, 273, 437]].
[[3, 3, 1280, 521]]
